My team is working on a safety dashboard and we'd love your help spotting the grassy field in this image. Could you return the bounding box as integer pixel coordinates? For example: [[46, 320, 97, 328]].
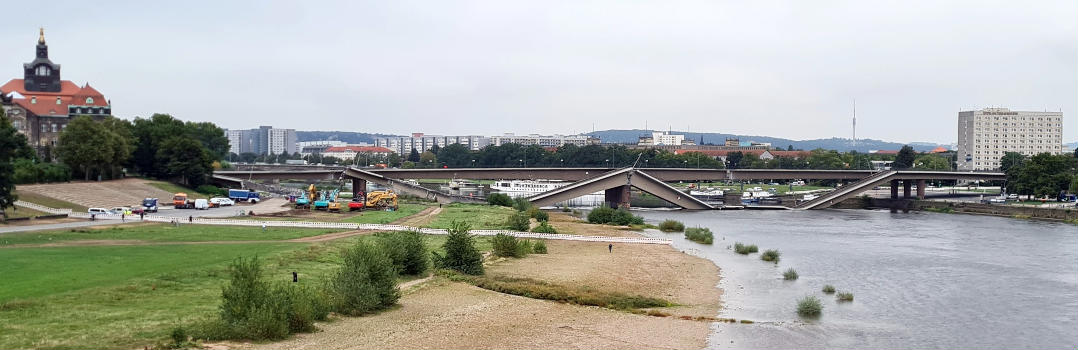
[[13, 190, 89, 212], [342, 203, 429, 224], [425, 203, 516, 229], [0, 230, 494, 349], [146, 181, 208, 199], [0, 224, 347, 246]]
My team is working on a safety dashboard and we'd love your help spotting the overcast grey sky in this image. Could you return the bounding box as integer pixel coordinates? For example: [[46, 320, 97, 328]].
[[2, 0, 1074, 144]]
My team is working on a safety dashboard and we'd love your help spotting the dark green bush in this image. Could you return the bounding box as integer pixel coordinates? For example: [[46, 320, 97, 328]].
[[587, 207, 645, 225], [216, 256, 328, 340], [197, 185, 224, 196], [761, 249, 781, 263], [531, 221, 558, 234], [836, 292, 854, 302], [12, 159, 71, 184], [378, 231, 429, 275], [513, 197, 533, 212], [822, 285, 836, 294], [658, 219, 685, 232], [487, 193, 513, 207], [436, 221, 484, 275], [505, 211, 531, 231], [516, 239, 533, 257], [797, 296, 823, 317], [492, 233, 522, 258], [329, 241, 400, 316], [684, 227, 714, 244], [734, 242, 758, 255], [532, 240, 548, 254], [531, 210, 549, 222]]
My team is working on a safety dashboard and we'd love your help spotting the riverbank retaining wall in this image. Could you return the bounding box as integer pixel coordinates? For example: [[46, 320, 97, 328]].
[[836, 197, 1078, 221]]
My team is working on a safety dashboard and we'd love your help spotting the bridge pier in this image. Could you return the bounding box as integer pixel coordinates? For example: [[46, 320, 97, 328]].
[[917, 179, 926, 200], [604, 185, 631, 209], [890, 179, 899, 199], [352, 178, 367, 199], [903, 181, 912, 199]]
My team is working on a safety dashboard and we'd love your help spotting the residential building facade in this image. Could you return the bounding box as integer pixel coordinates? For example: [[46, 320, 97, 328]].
[[0, 29, 111, 152], [322, 146, 394, 161], [375, 133, 490, 155], [957, 108, 1064, 171], [489, 133, 599, 147], [638, 131, 695, 146], [224, 126, 297, 155]]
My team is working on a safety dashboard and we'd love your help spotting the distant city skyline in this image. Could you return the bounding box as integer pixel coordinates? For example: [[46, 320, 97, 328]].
[[1, 1, 1074, 144]]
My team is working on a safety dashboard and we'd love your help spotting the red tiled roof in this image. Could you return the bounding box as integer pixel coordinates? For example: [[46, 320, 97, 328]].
[[929, 146, 949, 153], [766, 150, 812, 158], [2, 79, 109, 117], [325, 146, 393, 153]]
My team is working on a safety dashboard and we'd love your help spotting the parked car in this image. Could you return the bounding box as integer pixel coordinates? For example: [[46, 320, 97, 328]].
[[109, 207, 132, 215], [88, 208, 109, 215], [988, 198, 1006, 204], [194, 199, 210, 210], [1006, 193, 1018, 200], [210, 197, 235, 207]]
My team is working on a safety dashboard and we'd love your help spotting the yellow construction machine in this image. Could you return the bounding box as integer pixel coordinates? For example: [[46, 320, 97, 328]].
[[365, 190, 399, 210]]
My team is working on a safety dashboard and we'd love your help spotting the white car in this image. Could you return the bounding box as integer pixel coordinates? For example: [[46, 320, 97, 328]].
[[88, 208, 109, 215], [210, 197, 235, 207]]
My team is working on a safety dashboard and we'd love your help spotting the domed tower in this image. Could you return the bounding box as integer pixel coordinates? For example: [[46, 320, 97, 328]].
[[22, 28, 62, 92]]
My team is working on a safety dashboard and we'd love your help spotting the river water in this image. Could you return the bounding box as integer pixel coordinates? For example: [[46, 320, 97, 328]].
[[635, 209, 1078, 349]]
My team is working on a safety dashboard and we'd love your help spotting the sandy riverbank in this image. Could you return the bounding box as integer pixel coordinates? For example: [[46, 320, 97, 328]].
[[239, 211, 722, 349]]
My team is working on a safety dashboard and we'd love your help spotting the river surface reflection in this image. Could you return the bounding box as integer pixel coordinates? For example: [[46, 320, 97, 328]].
[[635, 209, 1078, 349]]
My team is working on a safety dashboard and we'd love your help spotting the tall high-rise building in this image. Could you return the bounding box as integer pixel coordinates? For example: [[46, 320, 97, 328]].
[[224, 126, 297, 155], [957, 108, 1064, 171]]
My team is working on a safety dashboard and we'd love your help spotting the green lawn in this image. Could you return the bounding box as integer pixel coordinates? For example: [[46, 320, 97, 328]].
[[0, 224, 347, 246], [341, 203, 428, 224], [146, 181, 208, 199], [0, 231, 496, 349], [13, 190, 89, 212], [425, 203, 516, 229]]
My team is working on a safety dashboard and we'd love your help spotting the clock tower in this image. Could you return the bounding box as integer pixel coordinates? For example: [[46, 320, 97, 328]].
[[23, 28, 62, 92]]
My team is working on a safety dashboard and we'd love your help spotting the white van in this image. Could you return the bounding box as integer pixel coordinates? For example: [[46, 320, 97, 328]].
[[194, 199, 209, 210], [88, 208, 109, 215]]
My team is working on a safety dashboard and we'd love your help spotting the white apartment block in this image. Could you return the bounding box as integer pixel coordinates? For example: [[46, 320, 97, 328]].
[[638, 131, 693, 146], [267, 128, 298, 155], [489, 133, 599, 147], [374, 133, 490, 155], [957, 108, 1064, 171]]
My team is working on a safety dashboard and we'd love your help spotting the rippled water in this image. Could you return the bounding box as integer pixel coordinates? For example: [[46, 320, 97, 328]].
[[636, 209, 1078, 349]]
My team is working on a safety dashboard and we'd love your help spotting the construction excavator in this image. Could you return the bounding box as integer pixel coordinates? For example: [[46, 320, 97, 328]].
[[294, 184, 315, 209], [364, 190, 399, 211]]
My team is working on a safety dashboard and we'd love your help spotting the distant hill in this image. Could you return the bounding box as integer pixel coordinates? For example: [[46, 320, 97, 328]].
[[296, 131, 402, 144], [587, 129, 950, 153]]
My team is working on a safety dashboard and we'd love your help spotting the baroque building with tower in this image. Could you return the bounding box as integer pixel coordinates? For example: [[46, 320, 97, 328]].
[[1, 28, 112, 153]]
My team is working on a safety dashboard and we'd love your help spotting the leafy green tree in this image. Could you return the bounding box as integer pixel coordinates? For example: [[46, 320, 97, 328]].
[[913, 154, 951, 170], [1012, 153, 1076, 198], [330, 241, 400, 316], [999, 152, 1026, 173], [407, 148, 421, 162], [725, 151, 744, 169], [156, 137, 214, 186], [0, 109, 33, 218], [893, 145, 916, 169], [131, 114, 187, 177], [56, 116, 117, 180], [186, 121, 230, 159], [436, 143, 473, 167], [807, 149, 844, 169], [419, 151, 438, 168]]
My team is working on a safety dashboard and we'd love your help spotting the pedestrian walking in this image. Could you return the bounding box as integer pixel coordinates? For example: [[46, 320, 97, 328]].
[[608, 243, 612, 253], [121, 213, 125, 222], [139, 211, 144, 220], [188, 215, 193, 223], [91, 214, 95, 221], [261, 222, 267, 232]]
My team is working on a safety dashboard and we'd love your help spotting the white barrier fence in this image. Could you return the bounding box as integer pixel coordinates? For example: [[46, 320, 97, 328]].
[[63, 209, 671, 245], [14, 201, 73, 215]]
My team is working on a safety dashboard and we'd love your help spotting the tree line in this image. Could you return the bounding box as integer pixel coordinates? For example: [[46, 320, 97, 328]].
[[1000, 151, 1078, 199]]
